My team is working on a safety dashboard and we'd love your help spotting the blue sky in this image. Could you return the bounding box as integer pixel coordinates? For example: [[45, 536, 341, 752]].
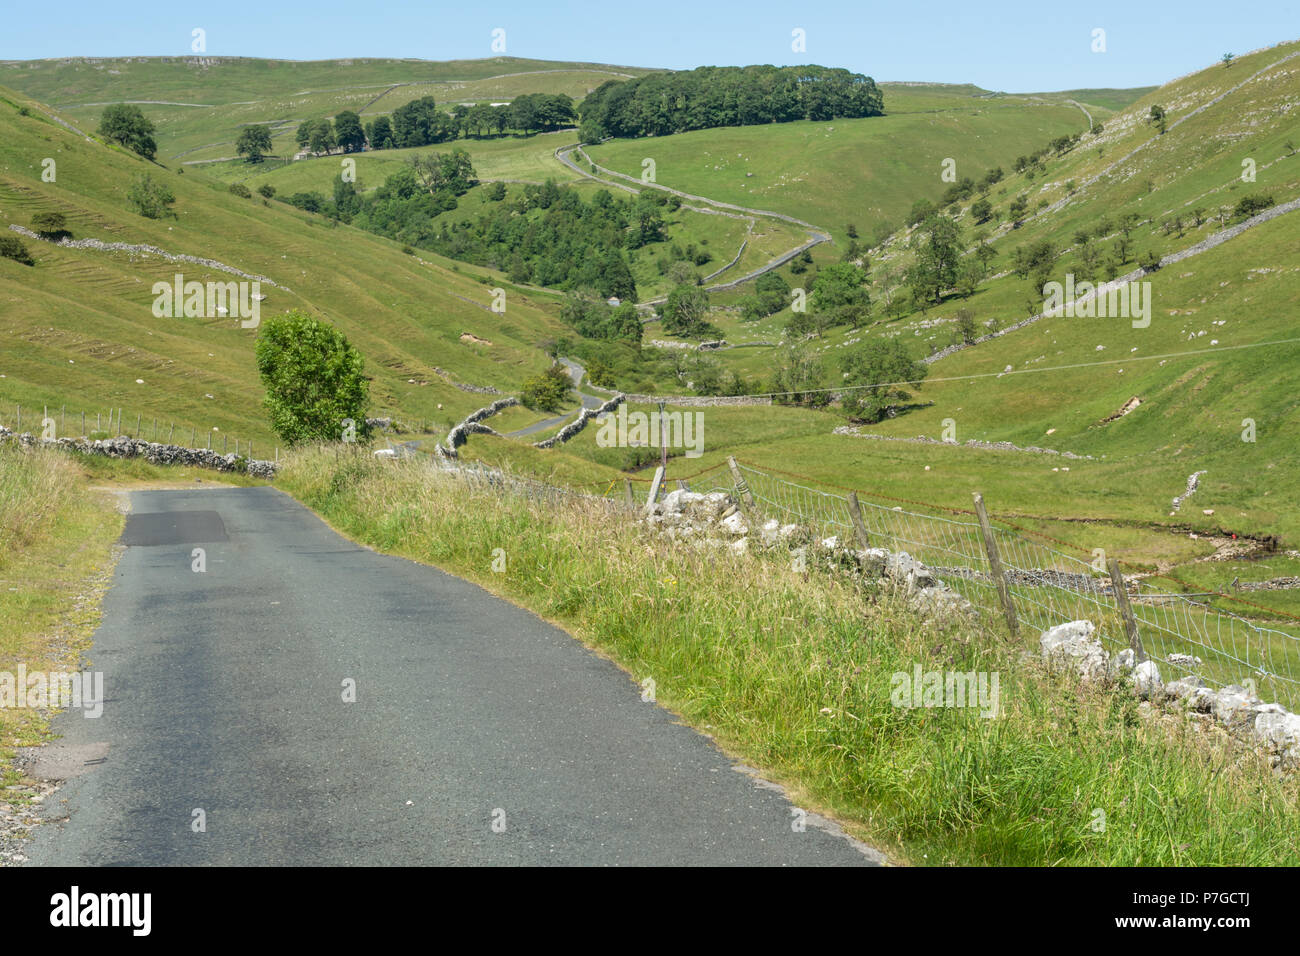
[[2, 1, 1295, 91]]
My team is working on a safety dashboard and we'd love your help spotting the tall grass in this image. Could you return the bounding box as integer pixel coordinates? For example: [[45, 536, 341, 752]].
[[280, 446, 1300, 866], [0, 446, 123, 768], [0, 446, 79, 571]]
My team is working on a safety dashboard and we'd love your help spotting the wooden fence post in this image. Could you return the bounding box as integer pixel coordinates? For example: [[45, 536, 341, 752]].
[[846, 492, 871, 549], [1107, 558, 1147, 663], [727, 456, 755, 510], [81, 411, 86, 436], [973, 492, 1018, 638], [623, 478, 635, 508], [645, 464, 665, 514]]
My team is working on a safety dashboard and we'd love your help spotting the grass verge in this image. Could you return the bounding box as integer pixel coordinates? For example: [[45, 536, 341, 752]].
[[0, 446, 124, 787], [278, 445, 1300, 865]]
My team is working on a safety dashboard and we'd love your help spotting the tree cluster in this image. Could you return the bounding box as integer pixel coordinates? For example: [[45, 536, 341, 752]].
[[579, 65, 884, 140]]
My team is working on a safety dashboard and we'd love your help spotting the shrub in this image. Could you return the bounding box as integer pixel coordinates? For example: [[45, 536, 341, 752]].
[[126, 173, 176, 219], [1233, 194, 1275, 221], [519, 362, 574, 412], [0, 235, 35, 266], [255, 311, 370, 445], [228, 182, 252, 199], [257, 184, 276, 199]]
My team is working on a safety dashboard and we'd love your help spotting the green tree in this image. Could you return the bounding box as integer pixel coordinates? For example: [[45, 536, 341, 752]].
[[839, 339, 928, 423], [236, 124, 274, 163], [905, 215, 962, 304], [334, 111, 366, 152], [308, 119, 336, 155], [519, 362, 573, 412], [1148, 105, 1167, 134], [31, 211, 70, 239], [969, 198, 993, 224], [663, 283, 710, 336], [367, 115, 396, 150], [810, 261, 870, 327], [255, 312, 370, 445], [770, 342, 826, 407], [98, 104, 157, 159], [126, 173, 176, 219], [257, 184, 276, 199], [0, 235, 35, 266]]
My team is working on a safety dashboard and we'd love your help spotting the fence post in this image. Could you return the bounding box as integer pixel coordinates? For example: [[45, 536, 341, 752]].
[[1107, 558, 1147, 663], [16, 406, 20, 432], [973, 492, 1018, 638], [135, 413, 141, 437], [623, 478, 635, 508], [846, 492, 871, 549], [727, 456, 755, 510], [645, 464, 665, 514], [81, 411, 86, 436]]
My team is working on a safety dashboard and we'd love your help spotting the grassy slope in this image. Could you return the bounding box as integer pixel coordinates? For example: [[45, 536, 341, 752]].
[[0, 57, 656, 164], [565, 45, 1300, 621], [0, 82, 593, 447], [588, 85, 1091, 245]]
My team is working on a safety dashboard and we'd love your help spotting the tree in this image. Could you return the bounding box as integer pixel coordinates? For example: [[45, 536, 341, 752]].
[[334, 111, 366, 152], [98, 104, 157, 160], [296, 120, 316, 150], [31, 211, 70, 239], [367, 115, 396, 150], [810, 261, 870, 327], [126, 173, 175, 219], [236, 124, 274, 163], [905, 215, 962, 304], [257, 184, 276, 199], [519, 362, 573, 412], [255, 311, 370, 445], [770, 342, 826, 406], [969, 198, 993, 224], [663, 283, 710, 336], [1148, 105, 1167, 135], [1222, 53, 1235, 67], [955, 308, 978, 344], [839, 339, 928, 423], [0, 235, 34, 266], [308, 119, 336, 155], [392, 96, 452, 147]]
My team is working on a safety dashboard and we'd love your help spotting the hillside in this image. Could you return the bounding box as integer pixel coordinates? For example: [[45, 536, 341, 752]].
[[0, 80, 613, 457], [0, 57, 658, 166]]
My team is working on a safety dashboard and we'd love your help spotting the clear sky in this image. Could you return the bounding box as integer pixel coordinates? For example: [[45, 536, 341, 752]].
[[1, 0, 1295, 92]]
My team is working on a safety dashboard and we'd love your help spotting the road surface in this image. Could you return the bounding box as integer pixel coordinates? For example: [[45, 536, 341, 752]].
[[22, 486, 879, 866]]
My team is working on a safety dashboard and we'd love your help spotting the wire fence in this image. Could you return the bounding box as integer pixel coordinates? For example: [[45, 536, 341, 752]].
[[601, 456, 1300, 711]]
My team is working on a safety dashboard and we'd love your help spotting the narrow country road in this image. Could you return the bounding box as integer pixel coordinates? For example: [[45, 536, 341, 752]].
[[21, 487, 878, 866]]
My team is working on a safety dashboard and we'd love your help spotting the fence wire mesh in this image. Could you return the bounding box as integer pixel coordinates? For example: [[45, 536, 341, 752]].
[[731, 462, 1300, 710], [466, 450, 1300, 710]]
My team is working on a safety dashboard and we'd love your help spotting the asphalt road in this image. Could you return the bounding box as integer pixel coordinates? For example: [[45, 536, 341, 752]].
[[23, 486, 879, 866]]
